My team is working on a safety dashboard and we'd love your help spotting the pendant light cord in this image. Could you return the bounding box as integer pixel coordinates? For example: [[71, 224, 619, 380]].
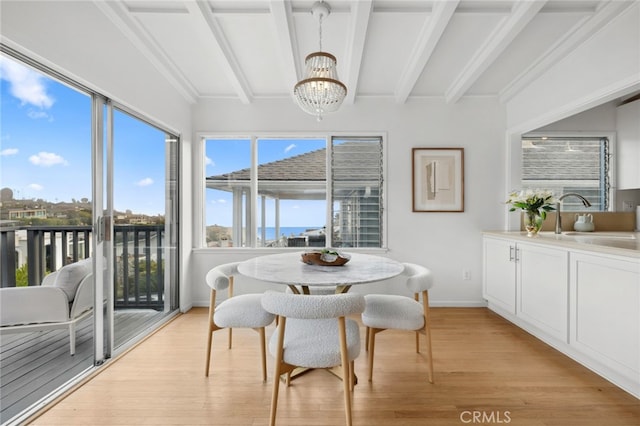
[[318, 12, 323, 52]]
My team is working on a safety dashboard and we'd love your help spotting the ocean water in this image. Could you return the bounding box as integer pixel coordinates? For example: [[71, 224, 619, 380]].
[[257, 226, 323, 241]]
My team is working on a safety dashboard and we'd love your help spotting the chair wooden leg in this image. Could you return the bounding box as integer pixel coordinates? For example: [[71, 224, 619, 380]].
[[368, 328, 379, 382], [269, 318, 286, 426], [228, 277, 234, 349], [424, 293, 434, 384], [365, 326, 369, 351], [259, 327, 267, 382], [415, 330, 420, 353], [338, 317, 353, 426], [349, 360, 356, 392], [205, 291, 216, 377]]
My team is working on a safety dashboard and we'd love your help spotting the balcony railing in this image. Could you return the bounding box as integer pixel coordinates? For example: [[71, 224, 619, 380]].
[[0, 224, 165, 310]]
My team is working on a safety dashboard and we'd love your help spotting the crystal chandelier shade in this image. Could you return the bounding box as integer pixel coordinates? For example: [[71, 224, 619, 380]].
[[293, 1, 347, 121]]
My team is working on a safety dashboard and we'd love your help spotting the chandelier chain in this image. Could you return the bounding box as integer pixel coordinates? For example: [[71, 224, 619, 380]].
[[318, 13, 323, 52]]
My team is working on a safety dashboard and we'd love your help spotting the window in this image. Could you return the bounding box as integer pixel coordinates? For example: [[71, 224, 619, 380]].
[[521, 136, 610, 211], [204, 135, 384, 248]]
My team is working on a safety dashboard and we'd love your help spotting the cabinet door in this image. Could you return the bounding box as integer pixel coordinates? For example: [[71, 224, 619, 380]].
[[517, 243, 569, 342], [483, 237, 516, 314], [570, 252, 640, 388], [616, 100, 640, 189]]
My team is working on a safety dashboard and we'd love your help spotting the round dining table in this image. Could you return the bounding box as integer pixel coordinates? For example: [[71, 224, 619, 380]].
[[237, 251, 404, 294]]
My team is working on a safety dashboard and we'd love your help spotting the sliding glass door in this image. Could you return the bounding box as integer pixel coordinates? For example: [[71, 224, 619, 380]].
[[106, 106, 179, 353], [0, 49, 179, 424]]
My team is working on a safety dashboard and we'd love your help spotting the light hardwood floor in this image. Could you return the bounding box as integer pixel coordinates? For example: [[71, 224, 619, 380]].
[[29, 307, 640, 425]]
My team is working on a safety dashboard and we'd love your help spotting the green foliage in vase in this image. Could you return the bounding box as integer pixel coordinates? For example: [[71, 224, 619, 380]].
[[506, 189, 556, 220]]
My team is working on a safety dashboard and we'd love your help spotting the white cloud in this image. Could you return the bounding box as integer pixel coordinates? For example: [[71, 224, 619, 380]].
[[27, 110, 53, 121], [0, 57, 55, 109], [28, 183, 44, 191], [205, 156, 214, 167], [29, 151, 68, 167], [0, 148, 18, 156], [284, 144, 296, 153], [136, 178, 154, 187]]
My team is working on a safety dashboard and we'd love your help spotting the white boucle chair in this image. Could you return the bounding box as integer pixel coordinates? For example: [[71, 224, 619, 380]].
[[261, 291, 365, 426], [361, 262, 434, 383], [0, 259, 94, 355], [204, 262, 275, 380]]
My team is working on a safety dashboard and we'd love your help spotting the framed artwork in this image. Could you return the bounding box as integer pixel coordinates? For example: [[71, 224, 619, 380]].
[[412, 147, 464, 212]]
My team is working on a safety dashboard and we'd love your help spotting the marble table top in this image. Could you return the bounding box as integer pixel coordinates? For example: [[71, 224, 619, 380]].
[[237, 251, 405, 287]]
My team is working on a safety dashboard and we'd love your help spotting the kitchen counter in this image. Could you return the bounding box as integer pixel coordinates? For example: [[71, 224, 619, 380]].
[[483, 231, 640, 258]]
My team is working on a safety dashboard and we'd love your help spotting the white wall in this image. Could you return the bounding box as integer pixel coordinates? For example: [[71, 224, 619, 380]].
[[189, 96, 506, 307], [506, 2, 640, 134], [533, 102, 618, 133]]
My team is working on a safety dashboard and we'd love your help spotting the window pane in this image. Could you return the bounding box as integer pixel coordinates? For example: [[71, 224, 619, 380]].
[[521, 137, 609, 211], [257, 138, 327, 248], [332, 137, 383, 247], [205, 138, 251, 247], [203, 135, 384, 249]]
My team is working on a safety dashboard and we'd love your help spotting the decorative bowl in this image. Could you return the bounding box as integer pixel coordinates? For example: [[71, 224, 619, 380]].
[[301, 250, 351, 266]]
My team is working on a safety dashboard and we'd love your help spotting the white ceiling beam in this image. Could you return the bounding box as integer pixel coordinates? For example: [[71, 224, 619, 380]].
[[270, 0, 300, 99], [343, 0, 372, 105], [92, 0, 198, 104], [185, 1, 253, 104], [499, 0, 635, 103], [445, 0, 547, 104], [394, 0, 459, 103]]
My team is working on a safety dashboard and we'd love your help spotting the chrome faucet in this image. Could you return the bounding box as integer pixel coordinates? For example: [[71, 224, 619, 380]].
[[555, 193, 592, 234]]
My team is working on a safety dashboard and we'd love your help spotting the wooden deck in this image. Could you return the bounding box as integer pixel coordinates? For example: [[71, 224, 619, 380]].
[[0, 310, 171, 424], [26, 307, 640, 426]]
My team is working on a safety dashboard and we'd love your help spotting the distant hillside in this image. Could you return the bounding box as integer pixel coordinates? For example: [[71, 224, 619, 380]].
[[0, 188, 163, 225]]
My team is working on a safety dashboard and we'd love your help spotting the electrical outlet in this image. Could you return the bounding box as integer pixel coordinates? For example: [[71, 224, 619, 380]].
[[462, 270, 471, 280], [622, 201, 634, 212]]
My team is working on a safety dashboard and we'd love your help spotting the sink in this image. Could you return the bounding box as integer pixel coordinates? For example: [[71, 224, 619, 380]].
[[562, 232, 637, 240]]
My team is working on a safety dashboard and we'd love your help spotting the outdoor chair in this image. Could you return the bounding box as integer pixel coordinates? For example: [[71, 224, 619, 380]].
[[361, 262, 434, 383], [261, 291, 365, 426], [204, 262, 275, 380]]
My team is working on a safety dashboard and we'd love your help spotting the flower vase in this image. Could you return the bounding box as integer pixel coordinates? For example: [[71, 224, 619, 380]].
[[524, 212, 543, 237]]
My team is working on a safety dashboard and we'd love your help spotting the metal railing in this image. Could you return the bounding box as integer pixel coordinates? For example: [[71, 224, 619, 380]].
[[0, 224, 164, 310]]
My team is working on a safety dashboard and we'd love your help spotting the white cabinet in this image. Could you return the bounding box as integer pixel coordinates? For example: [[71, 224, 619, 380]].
[[483, 233, 640, 398], [483, 236, 569, 341], [570, 252, 640, 396], [483, 237, 516, 314], [616, 100, 640, 189], [517, 243, 568, 342]]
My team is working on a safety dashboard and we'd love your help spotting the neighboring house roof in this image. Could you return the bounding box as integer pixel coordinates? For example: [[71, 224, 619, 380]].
[[206, 141, 381, 200], [209, 148, 326, 182]]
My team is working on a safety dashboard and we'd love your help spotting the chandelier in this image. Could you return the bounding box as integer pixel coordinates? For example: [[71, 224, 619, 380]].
[[293, 1, 347, 121]]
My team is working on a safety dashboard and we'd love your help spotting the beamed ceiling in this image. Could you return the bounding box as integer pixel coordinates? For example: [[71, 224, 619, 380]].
[[87, 1, 634, 105]]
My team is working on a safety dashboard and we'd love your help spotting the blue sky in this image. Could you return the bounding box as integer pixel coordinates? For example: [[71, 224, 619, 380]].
[[1, 54, 327, 226], [0, 54, 167, 216]]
